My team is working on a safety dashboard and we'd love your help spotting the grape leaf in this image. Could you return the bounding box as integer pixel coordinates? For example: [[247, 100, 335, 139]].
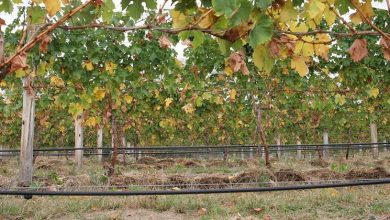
[[249, 14, 273, 48]]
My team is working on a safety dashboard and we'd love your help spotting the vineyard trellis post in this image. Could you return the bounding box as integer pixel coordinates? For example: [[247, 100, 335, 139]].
[[297, 139, 302, 160], [370, 123, 379, 159], [276, 134, 281, 159], [18, 26, 37, 187], [75, 113, 84, 169], [323, 129, 329, 159], [97, 126, 103, 163]]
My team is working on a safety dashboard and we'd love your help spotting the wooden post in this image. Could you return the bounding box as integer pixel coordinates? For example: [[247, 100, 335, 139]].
[[370, 123, 379, 159], [19, 76, 35, 186], [75, 114, 83, 169], [323, 129, 329, 159], [97, 126, 103, 163], [297, 139, 302, 160], [276, 134, 281, 159]]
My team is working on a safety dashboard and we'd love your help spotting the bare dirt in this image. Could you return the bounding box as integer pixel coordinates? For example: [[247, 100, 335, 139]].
[[59, 208, 195, 220]]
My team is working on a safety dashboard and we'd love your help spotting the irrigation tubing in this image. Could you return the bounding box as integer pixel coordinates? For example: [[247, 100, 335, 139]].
[[0, 146, 388, 157], [0, 142, 388, 153], [1, 178, 389, 197]]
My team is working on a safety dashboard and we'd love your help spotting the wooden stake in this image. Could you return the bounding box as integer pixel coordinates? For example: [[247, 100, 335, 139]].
[[323, 129, 329, 159], [276, 134, 281, 159], [370, 123, 379, 159], [297, 139, 302, 160], [19, 75, 35, 186], [18, 26, 37, 187], [97, 126, 103, 163], [75, 114, 83, 169]]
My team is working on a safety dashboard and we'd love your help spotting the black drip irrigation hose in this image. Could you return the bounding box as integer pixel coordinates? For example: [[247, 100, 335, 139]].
[[1, 178, 389, 198], [0, 142, 388, 154]]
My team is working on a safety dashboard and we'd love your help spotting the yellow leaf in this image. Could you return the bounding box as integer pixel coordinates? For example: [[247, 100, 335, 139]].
[[85, 117, 97, 127], [224, 66, 233, 76], [124, 95, 133, 104], [68, 103, 83, 118], [323, 6, 336, 26], [334, 94, 346, 106], [197, 8, 217, 29], [291, 56, 308, 77], [349, 0, 374, 25], [15, 69, 26, 78], [50, 75, 65, 87], [165, 98, 173, 108], [105, 61, 117, 75], [230, 89, 237, 101], [214, 96, 224, 105], [175, 58, 184, 68], [43, 0, 61, 17], [306, 0, 325, 19], [0, 81, 6, 87], [171, 10, 189, 29], [82, 60, 94, 71], [182, 103, 195, 114], [279, 0, 298, 23], [368, 87, 379, 98], [253, 45, 273, 73], [93, 87, 106, 101], [119, 83, 126, 90], [302, 42, 314, 57]]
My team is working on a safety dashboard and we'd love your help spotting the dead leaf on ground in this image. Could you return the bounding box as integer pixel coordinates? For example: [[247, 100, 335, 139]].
[[348, 39, 368, 62], [198, 208, 207, 216], [253, 208, 264, 213]]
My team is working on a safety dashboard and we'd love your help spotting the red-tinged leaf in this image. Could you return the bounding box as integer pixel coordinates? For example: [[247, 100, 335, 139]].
[[348, 39, 368, 62], [228, 52, 249, 75], [159, 35, 171, 49], [39, 35, 52, 54], [9, 52, 27, 73], [0, 18, 5, 27], [269, 39, 281, 57], [146, 31, 153, 41], [263, 215, 272, 220], [380, 36, 390, 61]]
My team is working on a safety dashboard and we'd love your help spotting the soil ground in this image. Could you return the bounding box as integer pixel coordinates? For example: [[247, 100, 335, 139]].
[[0, 151, 389, 219]]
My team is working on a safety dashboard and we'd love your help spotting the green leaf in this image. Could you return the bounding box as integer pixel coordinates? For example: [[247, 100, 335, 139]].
[[0, 0, 12, 13], [255, 0, 272, 8], [212, 0, 238, 17], [201, 0, 212, 7], [179, 31, 204, 48], [144, 0, 157, 9], [230, 0, 252, 26], [249, 14, 273, 48], [127, 0, 144, 20], [336, 0, 350, 15], [216, 38, 231, 55], [121, 0, 131, 10], [191, 31, 204, 48], [102, 0, 115, 22], [28, 6, 46, 24]]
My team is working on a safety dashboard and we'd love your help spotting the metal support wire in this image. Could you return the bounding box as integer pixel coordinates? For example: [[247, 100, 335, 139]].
[[0, 178, 389, 197]]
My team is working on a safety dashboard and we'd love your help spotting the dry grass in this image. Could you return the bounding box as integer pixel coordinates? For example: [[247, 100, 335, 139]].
[[0, 151, 389, 219]]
